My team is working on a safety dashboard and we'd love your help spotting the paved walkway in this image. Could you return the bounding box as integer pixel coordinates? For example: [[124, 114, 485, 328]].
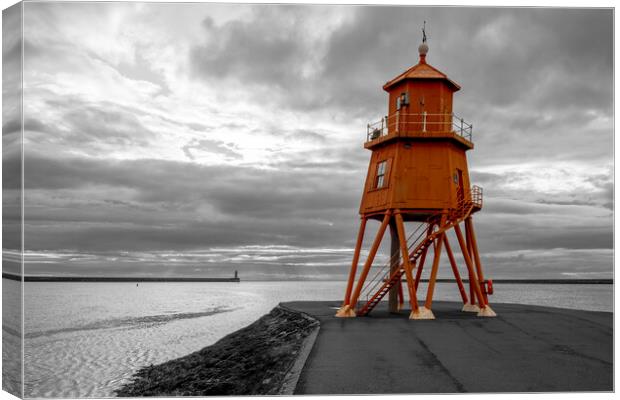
[[282, 301, 612, 394]]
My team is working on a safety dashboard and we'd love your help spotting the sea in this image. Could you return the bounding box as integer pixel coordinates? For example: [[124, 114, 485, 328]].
[[2, 279, 614, 398]]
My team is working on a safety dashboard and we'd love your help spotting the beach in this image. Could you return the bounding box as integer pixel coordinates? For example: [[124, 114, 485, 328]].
[[116, 306, 318, 396]]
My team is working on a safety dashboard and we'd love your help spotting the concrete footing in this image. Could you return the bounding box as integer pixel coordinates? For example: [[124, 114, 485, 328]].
[[461, 302, 480, 312], [334, 305, 356, 318], [410, 306, 435, 320], [477, 305, 497, 317]]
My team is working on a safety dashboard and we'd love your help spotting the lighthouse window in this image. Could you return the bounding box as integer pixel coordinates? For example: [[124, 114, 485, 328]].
[[375, 160, 387, 189], [396, 92, 409, 110]]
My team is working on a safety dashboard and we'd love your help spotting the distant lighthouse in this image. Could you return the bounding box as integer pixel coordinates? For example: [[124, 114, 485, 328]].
[[337, 27, 495, 320]]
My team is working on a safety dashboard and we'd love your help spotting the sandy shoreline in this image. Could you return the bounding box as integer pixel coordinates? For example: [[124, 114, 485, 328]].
[[115, 305, 318, 396]]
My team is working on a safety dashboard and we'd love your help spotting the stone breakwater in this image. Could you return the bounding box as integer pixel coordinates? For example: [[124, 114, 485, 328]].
[[115, 305, 319, 396]]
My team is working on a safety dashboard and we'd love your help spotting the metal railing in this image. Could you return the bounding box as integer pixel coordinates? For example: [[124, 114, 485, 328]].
[[470, 185, 483, 208], [358, 220, 432, 305], [450, 185, 483, 220], [366, 112, 473, 143]]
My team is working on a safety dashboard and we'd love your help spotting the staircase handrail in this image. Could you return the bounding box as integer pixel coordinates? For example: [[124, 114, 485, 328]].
[[358, 215, 436, 303]]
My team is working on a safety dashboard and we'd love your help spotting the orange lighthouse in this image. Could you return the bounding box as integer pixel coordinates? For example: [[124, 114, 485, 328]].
[[336, 30, 496, 320]]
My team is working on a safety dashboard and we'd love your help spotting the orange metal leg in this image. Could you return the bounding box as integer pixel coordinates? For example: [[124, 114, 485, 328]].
[[395, 213, 419, 314], [343, 217, 367, 306], [454, 223, 486, 309], [397, 279, 404, 309], [443, 234, 468, 304], [414, 223, 434, 290], [348, 212, 392, 309], [388, 218, 401, 313], [424, 220, 446, 310], [414, 249, 427, 290], [464, 222, 477, 305], [465, 217, 488, 304]]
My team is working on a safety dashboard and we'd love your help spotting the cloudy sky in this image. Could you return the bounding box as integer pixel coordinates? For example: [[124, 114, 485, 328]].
[[2, 3, 613, 280]]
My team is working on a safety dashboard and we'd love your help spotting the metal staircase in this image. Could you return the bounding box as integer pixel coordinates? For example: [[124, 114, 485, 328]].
[[355, 187, 482, 316]]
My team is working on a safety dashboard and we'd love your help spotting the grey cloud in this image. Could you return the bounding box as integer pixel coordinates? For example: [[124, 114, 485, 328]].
[[280, 129, 328, 144], [186, 122, 214, 132], [2, 150, 21, 190], [190, 7, 611, 117], [3, 117, 49, 135], [21, 151, 361, 250], [2, 189, 21, 250], [190, 6, 381, 114], [13, 4, 612, 279], [469, 211, 612, 253], [45, 92, 217, 137], [2, 3, 22, 80], [21, 149, 612, 265], [489, 225, 612, 251], [483, 195, 611, 215], [478, 248, 612, 280], [469, 171, 503, 186], [191, 9, 308, 88], [116, 47, 171, 96], [2, 118, 21, 136], [2, 1, 23, 257], [23, 199, 359, 254], [469, 166, 613, 210], [449, 9, 612, 111], [62, 105, 156, 147], [13, 101, 160, 158], [2, 28, 21, 61], [181, 138, 242, 160]]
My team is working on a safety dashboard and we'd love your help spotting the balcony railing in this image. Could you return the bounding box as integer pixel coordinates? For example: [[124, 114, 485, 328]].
[[451, 185, 483, 219], [366, 112, 473, 143], [470, 185, 483, 208]]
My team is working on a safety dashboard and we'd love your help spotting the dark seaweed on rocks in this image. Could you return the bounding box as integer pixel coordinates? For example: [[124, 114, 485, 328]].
[[115, 306, 318, 397]]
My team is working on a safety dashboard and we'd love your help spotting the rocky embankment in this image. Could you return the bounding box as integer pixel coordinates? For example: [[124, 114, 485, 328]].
[[115, 306, 319, 396]]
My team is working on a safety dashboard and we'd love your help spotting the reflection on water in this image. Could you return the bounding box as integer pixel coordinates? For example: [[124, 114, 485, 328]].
[[23, 281, 612, 398], [25, 307, 235, 339]]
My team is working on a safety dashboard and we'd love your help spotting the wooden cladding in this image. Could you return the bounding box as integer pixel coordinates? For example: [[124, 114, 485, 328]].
[[359, 141, 471, 215]]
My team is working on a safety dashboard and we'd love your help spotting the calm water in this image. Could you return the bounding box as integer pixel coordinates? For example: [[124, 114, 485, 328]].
[[3, 280, 612, 398]]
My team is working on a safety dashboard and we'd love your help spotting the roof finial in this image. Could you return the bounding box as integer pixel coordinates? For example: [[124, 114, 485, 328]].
[[418, 21, 429, 63]]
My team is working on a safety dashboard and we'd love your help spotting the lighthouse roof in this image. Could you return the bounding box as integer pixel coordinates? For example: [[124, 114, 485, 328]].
[[382, 59, 461, 92]]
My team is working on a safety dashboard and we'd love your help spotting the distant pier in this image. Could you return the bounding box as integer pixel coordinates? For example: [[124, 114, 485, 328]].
[[408, 278, 613, 284], [2, 272, 240, 283]]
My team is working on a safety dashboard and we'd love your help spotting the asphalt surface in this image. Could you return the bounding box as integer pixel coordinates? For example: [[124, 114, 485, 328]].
[[282, 301, 612, 394]]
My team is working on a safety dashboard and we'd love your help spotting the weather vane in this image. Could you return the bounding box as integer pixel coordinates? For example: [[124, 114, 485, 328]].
[[422, 20, 427, 43]]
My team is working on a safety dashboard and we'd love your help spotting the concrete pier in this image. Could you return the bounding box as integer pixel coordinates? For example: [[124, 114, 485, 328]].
[[283, 301, 612, 394]]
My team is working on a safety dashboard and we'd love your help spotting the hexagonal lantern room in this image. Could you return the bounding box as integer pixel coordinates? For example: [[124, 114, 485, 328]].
[[336, 34, 496, 320]]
